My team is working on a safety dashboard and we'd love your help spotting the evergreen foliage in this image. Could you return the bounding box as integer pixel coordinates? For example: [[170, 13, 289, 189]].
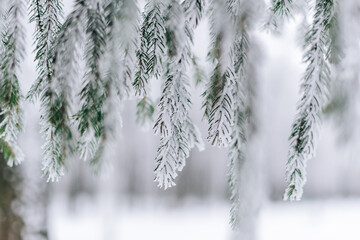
[[226, 0, 261, 229], [76, 1, 107, 162], [182, 0, 204, 29], [266, 0, 300, 32], [96, 0, 140, 169], [204, 0, 235, 148], [28, 0, 66, 182], [133, 0, 166, 95], [153, 0, 203, 189], [285, 0, 337, 201], [103, 0, 139, 99], [272, 0, 295, 17], [0, 0, 355, 233], [0, 0, 26, 167], [28, 0, 63, 99], [40, 0, 86, 181]]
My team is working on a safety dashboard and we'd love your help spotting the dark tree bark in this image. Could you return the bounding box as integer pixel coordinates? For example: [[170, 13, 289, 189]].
[[0, 156, 24, 240]]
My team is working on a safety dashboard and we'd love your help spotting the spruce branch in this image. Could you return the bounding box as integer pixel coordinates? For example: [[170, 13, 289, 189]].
[[184, 117, 204, 152], [153, 64, 191, 189], [28, 0, 65, 181], [41, 0, 87, 181], [228, 33, 261, 230], [228, 33, 249, 230], [102, 0, 130, 98], [133, 0, 167, 95], [225, 0, 262, 229], [143, 0, 166, 78], [228, 107, 246, 228], [153, 0, 203, 189], [112, 0, 140, 98], [272, 0, 295, 17], [77, 0, 140, 168], [28, 0, 63, 100], [89, 80, 122, 173], [285, 0, 336, 201], [133, 20, 149, 96], [182, 0, 205, 29], [206, 65, 235, 147], [204, 0, 235, 148], [29, 0, 43, 34], [264, 0, 300, 32], [0, 0, 26, 167], [154, 61, 203, 188], [76, 1, 107, 162]]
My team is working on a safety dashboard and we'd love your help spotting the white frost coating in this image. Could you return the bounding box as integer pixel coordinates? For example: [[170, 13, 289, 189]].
[[285, 0, 336, 201], [0, 108, 24, 167], [40, 1, 86, 181], [227, 0, 264, 230], [116, 0, 140, 97], [154, 132, 180, 189], [85, 0, 139, 169], [153, 64, 192, 189], [264, 0, 302, 33], [184, 118, 205, 152], [79, 127, 99, 162], [51, 1, 85, 114], [207, 68, 235, 147], [208, 0, 234, 75], [0, 0, 26, 167], [28, 0, 64, 100], [100, 0, 139, 99], [41, 126, 65, 182], [153, 0, 203, 189], [205, 0, 238, 148], [29, 0, 66, 181], [90, 85, 122, 174], [183, 0, 204, 29], [142, 0, 167, 78]]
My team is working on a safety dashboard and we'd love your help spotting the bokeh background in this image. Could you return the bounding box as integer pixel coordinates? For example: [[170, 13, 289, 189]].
[[2, 0, 360, 240]]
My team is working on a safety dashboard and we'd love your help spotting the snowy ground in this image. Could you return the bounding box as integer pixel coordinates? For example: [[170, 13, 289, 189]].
[[50, 198, 360, 240]]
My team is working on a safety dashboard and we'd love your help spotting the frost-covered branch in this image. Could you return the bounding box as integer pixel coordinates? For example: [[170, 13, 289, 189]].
[[153, 0, 203, 189], [153, 64, 191, 189], [85, 0, 140, 170], [76, 1, 107, 162], [182, 0, 205, 29], [153, 62, 203, 189], [204, 0, 235, 148], [226, 0, 261, 230], [28, 0, 64, 181], [228, 33, 248, 230], [106, 0, 139, 98], [133, 0, 167, 95], [0, 0, 26, 167], [265, 0, 303, 32], [272, 0, 296, 17], [41, 0, 86, 181], [285, 0, 337, 201], [28, 0, 63, 99]]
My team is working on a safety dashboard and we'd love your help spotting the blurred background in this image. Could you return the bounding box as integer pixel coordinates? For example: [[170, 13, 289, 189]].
[[1, 0, 360, 240]]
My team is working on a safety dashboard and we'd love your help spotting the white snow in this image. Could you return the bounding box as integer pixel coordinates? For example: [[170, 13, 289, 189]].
[[49, 198, 360, 240]]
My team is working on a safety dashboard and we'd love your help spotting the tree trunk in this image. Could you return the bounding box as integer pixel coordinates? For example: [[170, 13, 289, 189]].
[[0, 156, 24, 240]]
